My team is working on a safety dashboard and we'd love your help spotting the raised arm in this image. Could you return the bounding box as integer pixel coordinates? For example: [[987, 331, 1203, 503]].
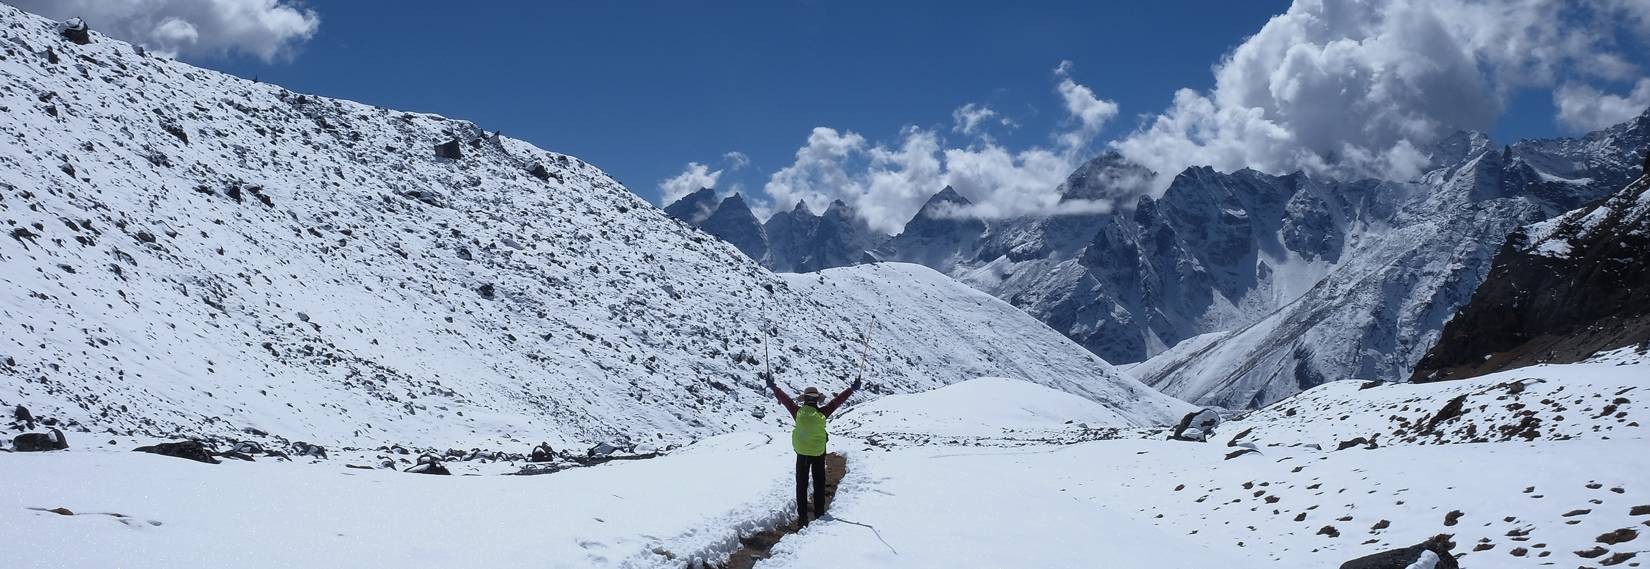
[[819, 379, 861, 416], [768, 381, 799, 417]]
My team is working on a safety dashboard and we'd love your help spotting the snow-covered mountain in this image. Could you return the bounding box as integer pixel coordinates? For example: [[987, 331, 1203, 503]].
[[877, 186, 986, 273], [765, 198, 881, 273], [0, 5, 1186, 453], [1132, 121, 1648, 408], [664, 115, 1648, 410], [1413, 158, 1650, 381], [663, 191, 883, 273]]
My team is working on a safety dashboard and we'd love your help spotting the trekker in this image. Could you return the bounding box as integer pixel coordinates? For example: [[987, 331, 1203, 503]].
[[766, 375, 860, 527]]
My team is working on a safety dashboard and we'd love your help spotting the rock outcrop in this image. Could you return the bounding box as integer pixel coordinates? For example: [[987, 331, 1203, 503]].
[[1413, 159, 1650, 381], [134, 440, 221, 464]]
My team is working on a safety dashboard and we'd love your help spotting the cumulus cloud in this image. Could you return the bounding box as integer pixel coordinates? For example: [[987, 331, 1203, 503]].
[[1054, 60, 1119, 152], [1554, 79, 1650, 132], [10, 0, 320, 62], [723, 151, 752, 171], [658, 162, 722, 205], [951, 103, 999, 135], [761, 64, 1120, 233], [1113, 0, 1650, 189]]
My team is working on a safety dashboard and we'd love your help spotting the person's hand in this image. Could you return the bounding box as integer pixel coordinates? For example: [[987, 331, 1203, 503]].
[[763, 372, 776, 389], [851, 378, 862, 390]]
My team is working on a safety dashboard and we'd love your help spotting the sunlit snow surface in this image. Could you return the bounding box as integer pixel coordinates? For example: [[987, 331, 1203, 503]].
[[772, 353, 1650, 568], [6, 353, 1646, 568]]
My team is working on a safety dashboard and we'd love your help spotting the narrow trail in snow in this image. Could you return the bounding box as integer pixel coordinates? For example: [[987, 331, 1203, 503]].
[[712, 453, 847, 569]]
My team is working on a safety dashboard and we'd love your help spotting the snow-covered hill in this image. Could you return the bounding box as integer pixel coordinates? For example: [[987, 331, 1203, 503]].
[[0, 5, 1183, 455]]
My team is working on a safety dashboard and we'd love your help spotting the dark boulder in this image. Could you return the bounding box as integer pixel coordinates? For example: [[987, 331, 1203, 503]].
[[1339, 534, 1458, 569], [1170, 408, 1221, 442], [404, 454, 451, 475], [529, 442, 555, 463], [1423, 395, 1468, 433], [588, 441, 621, 457], [528, 164, 553, 181], [61, 18, 91, 45], [161, 121, 189, 145], [434, 139, 463, 160], [134, 440, 220, 464], [13, 404, 33, 427], [13, 428, 68, 452], [1336, 435, 1379, 451], [290, 441, 328, 459]]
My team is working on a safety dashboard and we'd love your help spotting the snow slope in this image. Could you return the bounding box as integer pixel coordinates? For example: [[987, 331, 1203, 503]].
[[778, 264, 1191, 427], [0, 4, 1181, 459], [833, 376, 1142, 439], [0, 432, 801, 568]]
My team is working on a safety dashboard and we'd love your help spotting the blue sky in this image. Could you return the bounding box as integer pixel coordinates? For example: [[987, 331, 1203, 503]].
[[207, 1, 1297, 204], [21, 0, 1649, 229]]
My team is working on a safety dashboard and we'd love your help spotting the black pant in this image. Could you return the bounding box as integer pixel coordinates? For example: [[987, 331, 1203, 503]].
[[795, 453, 827, 522]]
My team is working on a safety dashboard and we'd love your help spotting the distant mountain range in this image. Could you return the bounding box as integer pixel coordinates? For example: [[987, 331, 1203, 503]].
[[666, 110, 1650, 408]]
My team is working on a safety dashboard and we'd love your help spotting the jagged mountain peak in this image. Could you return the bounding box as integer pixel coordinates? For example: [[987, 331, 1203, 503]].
[[663, 186, 720, 225], [1426, 130, 1497, 170], [911, 186, 973, 219], [790, 199, 816, 217]]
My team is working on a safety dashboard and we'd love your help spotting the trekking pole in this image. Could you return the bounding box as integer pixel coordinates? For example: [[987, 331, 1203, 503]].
[[762, 318, 774, 385], [853, 317, 877, 384]]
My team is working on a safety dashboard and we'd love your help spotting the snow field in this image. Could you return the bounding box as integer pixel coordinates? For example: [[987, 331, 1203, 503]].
[[0, 431, 803, 568]]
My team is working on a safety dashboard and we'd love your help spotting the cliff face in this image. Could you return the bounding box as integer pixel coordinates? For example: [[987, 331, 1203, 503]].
[[1412, 158, 1650, 381]]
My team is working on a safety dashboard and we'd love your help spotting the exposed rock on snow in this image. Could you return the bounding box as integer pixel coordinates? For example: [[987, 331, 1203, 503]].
[[404, 454, 450, 475], [133, 440, 220, 464], [1338, 534, 1457, 569], [1170, 408, 1221, 442], [12, 427, 68, 452], [433, 138, 463, 160], [59, 17, 89, 45], [1222, 347, 1647, 448], [528, 442, 555, 462]]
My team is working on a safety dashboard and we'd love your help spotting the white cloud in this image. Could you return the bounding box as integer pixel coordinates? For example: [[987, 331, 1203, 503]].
[[1113, 0, 1649, 189], [658, 162, 722, 205], [723, 151, 751, 171], [952, 103, 1000, 135], [760, 66, 1121, 233], [10, 0, 320, 62], [1554, 79, 1650, 132], [1054, 60, 1119, 152]]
